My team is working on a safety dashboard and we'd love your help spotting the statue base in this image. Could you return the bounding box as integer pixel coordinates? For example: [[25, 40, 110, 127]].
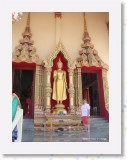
[[52, 104, 67, 115]]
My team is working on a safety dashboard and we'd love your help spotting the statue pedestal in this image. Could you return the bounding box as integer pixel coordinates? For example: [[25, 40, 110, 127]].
[[52, 104, 67, 115], [34, 114, 83, 131]]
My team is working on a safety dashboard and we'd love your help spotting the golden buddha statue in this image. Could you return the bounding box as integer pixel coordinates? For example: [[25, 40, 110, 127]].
[[52, 59, 67, 114]]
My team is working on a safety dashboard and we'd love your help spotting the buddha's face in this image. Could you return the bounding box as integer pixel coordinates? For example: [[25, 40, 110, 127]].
[[57, 62, 63, 69]]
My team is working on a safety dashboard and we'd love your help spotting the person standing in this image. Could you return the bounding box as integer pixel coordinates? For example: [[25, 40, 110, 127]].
[[81, 99, 90, 132]]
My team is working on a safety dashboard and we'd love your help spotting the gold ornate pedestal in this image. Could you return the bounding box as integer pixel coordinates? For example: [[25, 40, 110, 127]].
[[34, 114, 83, 131], [52, 104, 67, 115]]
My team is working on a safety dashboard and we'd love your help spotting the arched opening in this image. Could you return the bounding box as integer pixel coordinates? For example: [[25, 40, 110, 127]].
[[51, 51, 69, 112]]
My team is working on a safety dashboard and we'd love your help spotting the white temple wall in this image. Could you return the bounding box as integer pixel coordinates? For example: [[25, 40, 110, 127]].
[[12, 12, 109, 64]]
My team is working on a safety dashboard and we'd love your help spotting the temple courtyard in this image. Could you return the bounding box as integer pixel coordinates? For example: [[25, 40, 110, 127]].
[[22, 117, 109, 142]]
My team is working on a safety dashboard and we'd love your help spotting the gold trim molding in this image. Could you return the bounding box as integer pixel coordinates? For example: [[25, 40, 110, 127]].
[[46, 41, 74, 68]]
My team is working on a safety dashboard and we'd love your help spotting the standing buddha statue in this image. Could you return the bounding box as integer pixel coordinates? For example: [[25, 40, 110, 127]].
[[52, 58, 67, 114]]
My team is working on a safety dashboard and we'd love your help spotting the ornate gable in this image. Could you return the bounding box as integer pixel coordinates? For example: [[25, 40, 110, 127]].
[[76, 13, 108, 70], [12, 13, 42, 65], [44, 41, 75, 68]]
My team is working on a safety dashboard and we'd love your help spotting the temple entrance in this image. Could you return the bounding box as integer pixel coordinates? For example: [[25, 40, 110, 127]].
[[82, 72, 100, 116], [13, 69, 34, 118]]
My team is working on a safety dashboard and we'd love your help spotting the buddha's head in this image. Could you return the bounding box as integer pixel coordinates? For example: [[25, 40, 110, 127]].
[[57, 58, 63, 69]]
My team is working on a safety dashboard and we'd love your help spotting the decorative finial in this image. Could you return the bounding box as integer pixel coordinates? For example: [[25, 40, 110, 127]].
[[27, 12, 30, 28], [23, 12, 31, 37], [84, 12, 87, 33]]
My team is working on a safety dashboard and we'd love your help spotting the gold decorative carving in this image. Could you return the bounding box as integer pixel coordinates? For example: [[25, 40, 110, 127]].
[[12, 12, 42, 65], [48, 41, 72, 67], [34, 65, 44, 115], [68, 68, 75, 114], [88, 52, 99, 67], [44, 67, 52, 114], [42, 41, 77, 114], [42, 41, 76, 114], [76, 12, 108, 70], [74, 69, 78, 106], [74, 67, 82, 114], [94, 51, 109, 70], [102, 69, 109, 112]]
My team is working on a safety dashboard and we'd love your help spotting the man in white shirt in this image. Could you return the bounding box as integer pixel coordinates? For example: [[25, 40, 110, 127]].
[[81, 99, 90, 132]]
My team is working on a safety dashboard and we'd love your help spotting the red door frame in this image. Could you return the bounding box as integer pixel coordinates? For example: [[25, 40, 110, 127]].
[[81, 66, 109, 120], [12, 62, 36, 118]]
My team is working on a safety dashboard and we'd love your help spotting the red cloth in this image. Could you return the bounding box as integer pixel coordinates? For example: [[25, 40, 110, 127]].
[[82, 116, 90, 124]]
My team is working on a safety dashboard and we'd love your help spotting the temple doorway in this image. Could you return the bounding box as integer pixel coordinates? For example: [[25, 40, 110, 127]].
[[82, 72, 100, 116], [13, 69, 34, 118]]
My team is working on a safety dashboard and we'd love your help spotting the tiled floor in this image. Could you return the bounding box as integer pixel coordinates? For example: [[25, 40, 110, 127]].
[[22, 118, 109, 142]]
